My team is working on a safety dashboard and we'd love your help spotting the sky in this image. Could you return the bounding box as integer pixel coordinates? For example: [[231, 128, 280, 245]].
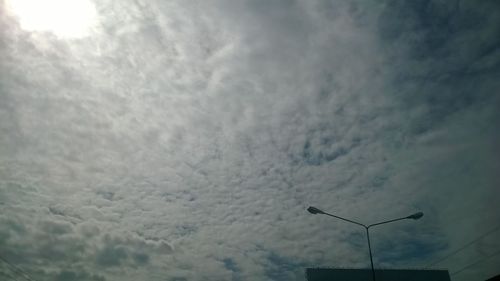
[[0, 0, 499, 280]]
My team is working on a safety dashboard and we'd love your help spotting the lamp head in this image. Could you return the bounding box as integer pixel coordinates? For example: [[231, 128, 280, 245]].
[[307, 206, 325, 215], [407, 212, 424, 220]]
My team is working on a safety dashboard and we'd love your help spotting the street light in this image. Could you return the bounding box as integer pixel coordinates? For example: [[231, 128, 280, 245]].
[[307, 206, 423, 281]]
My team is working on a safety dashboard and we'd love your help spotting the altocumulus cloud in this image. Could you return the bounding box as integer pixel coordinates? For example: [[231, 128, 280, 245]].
[[1, 0, 499, 280]]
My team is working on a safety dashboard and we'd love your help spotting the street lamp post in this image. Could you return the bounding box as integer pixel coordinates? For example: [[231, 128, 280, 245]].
[[307, 206, 423, 281]]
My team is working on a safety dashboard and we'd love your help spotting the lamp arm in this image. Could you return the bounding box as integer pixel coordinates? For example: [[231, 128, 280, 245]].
[[367, 217, 408, 229], [322, 212, 367, 228]]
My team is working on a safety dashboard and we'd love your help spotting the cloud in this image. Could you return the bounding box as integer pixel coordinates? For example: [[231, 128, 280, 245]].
[[96, 246, 128, 267], [0, 0, 499, 280], [55, 270, 106, 281]]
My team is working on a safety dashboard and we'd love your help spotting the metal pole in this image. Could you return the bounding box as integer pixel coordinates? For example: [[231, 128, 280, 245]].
[[308, 207, 422, 281], [366, 227, 376, 281]]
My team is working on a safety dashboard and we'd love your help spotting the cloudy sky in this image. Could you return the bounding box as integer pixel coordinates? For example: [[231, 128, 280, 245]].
[[1, 0, 499, 280]]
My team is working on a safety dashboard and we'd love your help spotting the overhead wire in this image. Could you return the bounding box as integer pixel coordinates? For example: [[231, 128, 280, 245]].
[[0, 270, 23, 281], [0, 261, 22, 281], [0, 257, 31, 281], [425, 224, 500, 268], [0, 260, 23, 281], [0, 255, 37, 281], [450, 249, 500, 277]]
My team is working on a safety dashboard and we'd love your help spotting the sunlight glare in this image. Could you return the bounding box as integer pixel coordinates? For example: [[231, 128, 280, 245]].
[[6, 0, 98, 38]]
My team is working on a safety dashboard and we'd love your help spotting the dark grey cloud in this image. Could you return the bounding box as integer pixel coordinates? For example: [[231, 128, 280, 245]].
[[55, 270, 106, 281], [96, 245, 128, 267], [132, 252, 150, 265]]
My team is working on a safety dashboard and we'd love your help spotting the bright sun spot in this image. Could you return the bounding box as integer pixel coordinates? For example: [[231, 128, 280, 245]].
[[6, 0, 98, 38]]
